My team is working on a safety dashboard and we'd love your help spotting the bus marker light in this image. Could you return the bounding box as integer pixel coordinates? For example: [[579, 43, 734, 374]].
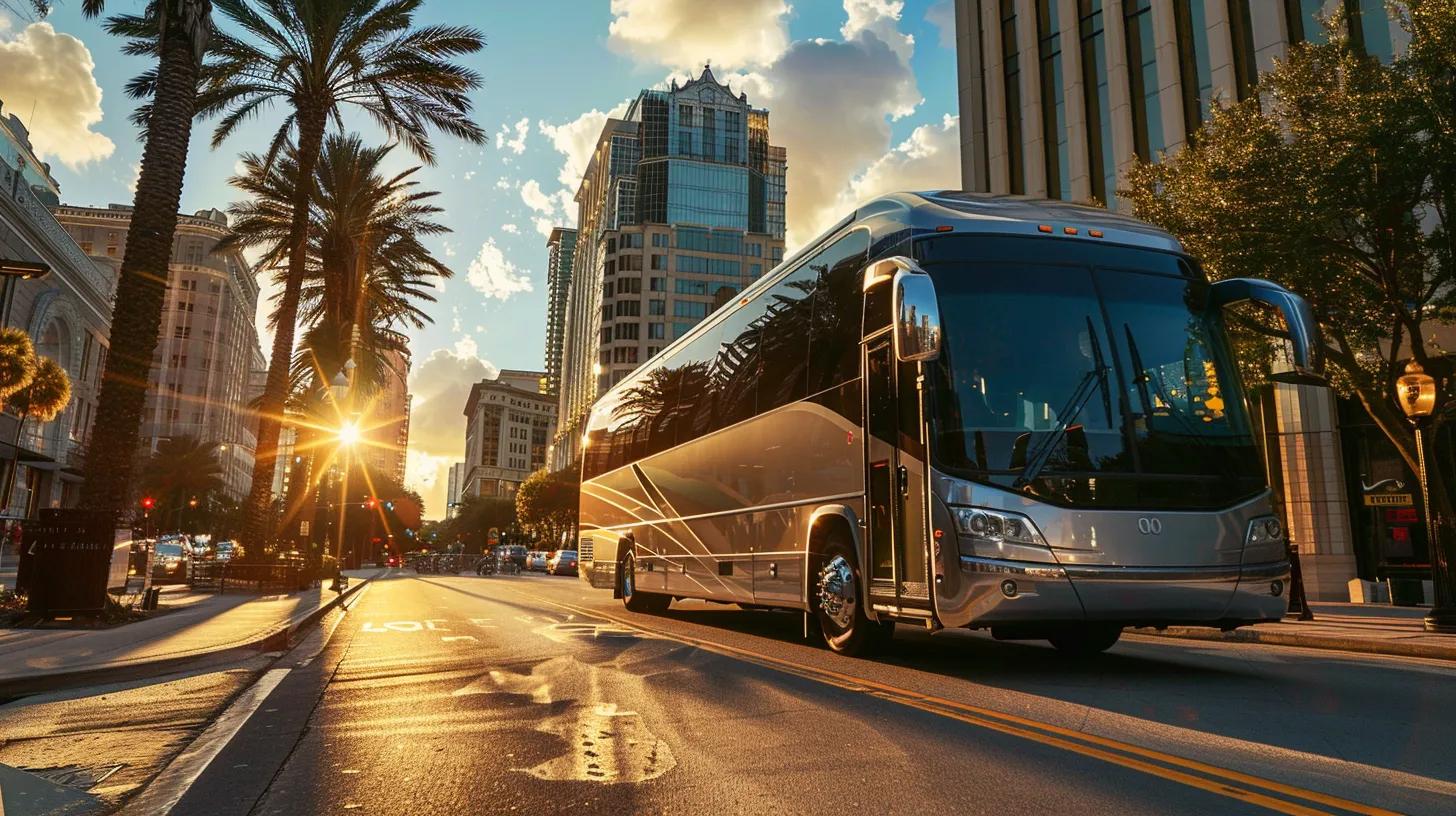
[[1063, 227, 1078, 235], [846, 431, 855, 445], [935, 224, 954, 232], [1037, 224, 1053, 233], [1088, 229, 1104, 238], [933, 528, 944, 540]]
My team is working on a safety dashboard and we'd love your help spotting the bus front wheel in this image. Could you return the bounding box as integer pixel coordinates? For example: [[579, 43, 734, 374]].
[[621, 552, 670, 614], [814, 541, 878, 656], [1047, 624, 1123, 656]]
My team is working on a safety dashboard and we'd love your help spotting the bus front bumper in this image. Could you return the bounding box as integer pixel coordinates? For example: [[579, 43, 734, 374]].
[[956, 556, 1291, 628]]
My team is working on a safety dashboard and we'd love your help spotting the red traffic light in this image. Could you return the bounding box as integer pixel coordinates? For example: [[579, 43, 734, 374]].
[[141, 496, 155, 509], [364, 496, 377, 509]]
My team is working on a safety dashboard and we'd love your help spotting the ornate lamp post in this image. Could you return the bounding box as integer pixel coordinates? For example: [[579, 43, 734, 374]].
[[1395, 360, 1456, 633]]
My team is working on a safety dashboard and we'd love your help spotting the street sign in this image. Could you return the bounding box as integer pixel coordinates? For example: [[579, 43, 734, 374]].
[[21, 508, 121, 616], [1363, 493, 1414, 507]]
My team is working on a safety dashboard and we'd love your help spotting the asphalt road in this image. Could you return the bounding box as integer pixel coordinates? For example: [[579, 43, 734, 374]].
[[104, 568, 1450, 816]]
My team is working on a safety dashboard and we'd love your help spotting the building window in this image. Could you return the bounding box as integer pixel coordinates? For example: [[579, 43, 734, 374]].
[[1124, 0, 1164, 162], [648, 323, 665, 340], [1079, 0, 1115, 203], [1001, 0, 1025, 194], [613, 322, 640, 340], [648, 299, 666, 315], [650, 254, 666, 270], [1173, 0, 1214, 138], [615, 300, 641, 317], [679, 104, 693, 127], [672, 301, 709, 320], [649, 277, 667, 292], [615, 277, 641, 294], [1036, 0, 1070, 200], [651, 232, 668, 248], [1227, 0, 1257, 102]]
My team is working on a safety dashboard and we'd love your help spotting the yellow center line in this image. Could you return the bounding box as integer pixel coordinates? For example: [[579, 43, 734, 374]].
[[512, 587, 1400, 816]]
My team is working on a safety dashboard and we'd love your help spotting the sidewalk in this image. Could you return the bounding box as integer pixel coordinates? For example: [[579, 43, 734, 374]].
[[0, 569, 377, 695], [1136, 602, 1456, 661]]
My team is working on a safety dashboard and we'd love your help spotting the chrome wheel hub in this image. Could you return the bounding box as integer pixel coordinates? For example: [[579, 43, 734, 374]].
[[816, 555, 856, 631]]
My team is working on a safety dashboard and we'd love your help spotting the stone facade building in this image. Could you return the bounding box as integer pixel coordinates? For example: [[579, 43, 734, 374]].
[[463, 370, 556, 499]]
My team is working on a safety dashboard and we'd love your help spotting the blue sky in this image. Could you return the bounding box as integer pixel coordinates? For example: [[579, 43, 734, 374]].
[[0, 0, 962, 515]]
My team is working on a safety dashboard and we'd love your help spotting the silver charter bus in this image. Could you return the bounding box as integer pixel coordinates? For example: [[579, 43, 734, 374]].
[[577, 192, 1323, 655]]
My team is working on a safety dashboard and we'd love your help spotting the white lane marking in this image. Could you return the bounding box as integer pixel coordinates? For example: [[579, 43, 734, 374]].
[[441, 635, 477, 642], [116, 668, 290, 816], [424, 619, 449, 631]]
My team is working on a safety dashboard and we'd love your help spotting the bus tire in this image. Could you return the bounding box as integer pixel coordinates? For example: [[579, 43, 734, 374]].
[[621, 552, 670, 614], [813, 539, 875, 656], [1048, 624, 1122, 656]]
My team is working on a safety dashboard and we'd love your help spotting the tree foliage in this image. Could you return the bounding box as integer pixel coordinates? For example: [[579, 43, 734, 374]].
[[515, 467, 578, 548], [1125, 0, 1456, 496], [431, 495, 515, 553]]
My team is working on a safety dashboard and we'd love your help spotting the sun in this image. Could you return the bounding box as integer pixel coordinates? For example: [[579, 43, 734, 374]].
[[337, 420, 361, 448]]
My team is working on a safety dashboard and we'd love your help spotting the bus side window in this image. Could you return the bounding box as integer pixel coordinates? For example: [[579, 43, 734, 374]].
[[757, 267, 815, 412], [808, 230, 870, 394]]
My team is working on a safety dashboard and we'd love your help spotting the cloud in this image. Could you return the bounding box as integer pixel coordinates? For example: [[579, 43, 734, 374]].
[[501, 223, 519, 234], [607, 0, 790, 72], [925, 0, 956, 49], [842, 0, 915, 62], [454, 334, 478, 358], [0, 21, 114, 169], [494, 116, 530, 155], [532, 216, 556, 238], [127, 161, 141, 193], [495, 177, 514, 190], [466, 238, 533, 300], [836, 114, 960, 212], [520, 179, 555, 213], [520, 178, 578, 235], [405, 346, 498, 516], [537, 99, 631, 189]]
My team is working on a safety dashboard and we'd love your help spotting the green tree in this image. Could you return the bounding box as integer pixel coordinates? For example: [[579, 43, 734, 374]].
[[1125, 1, 1456, 514], [198, 0, 486, 554], [515, 467, 579, 547], [438, 495, 514, 553], [57, 0, 215, 515]]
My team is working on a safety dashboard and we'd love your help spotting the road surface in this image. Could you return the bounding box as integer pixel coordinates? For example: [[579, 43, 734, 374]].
[[5, 569, 1454, 815]]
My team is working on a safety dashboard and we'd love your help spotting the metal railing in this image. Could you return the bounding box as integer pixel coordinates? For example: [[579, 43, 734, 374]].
[[189, 561, 313, 593]]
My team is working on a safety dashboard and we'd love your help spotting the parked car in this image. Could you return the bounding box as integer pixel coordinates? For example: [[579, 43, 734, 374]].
[[526, 550, 548, 571], [547, 550, 578, 576], [151, 540, 189, 583], [501, 544, 528, 569], [386, 554, 401, 568]]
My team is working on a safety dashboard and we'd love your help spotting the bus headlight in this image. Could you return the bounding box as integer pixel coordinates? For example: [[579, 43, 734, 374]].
[[951, 507, 1048, 552], [1246, 515, 1285, 545]]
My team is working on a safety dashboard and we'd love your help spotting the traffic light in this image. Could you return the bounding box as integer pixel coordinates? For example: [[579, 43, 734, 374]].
[[141, 496, 155, 510], [364, 496, 377, 509]]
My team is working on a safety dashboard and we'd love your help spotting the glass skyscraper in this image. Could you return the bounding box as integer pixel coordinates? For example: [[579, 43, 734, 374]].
[[552, 67, 787, 469]]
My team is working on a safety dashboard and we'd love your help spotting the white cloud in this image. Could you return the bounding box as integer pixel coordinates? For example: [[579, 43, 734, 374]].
[[463, 170, 476, 181], [454, 334, 478, 358], [127, 161, 141, 193], [466, 238, 533, 300], [607, 0, 791, 72], [842, 0, 915, 63], [495, 177, 513, 190], [0, 22, 114, 169], [520, 179, 555, 213], [532, 216, 556, 238], [501, 223, 519, 234], [537, 99, 630, 189], [494, 116, 530, 155], [925, 0, 956, 49], [837, 114, 960, 212], [405, 347, 498, 517]]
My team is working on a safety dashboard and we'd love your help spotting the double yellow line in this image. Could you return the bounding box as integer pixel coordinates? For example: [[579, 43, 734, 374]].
[[521, 591, 1401, 816]]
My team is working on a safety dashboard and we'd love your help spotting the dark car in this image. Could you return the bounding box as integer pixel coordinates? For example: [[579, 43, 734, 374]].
[[151, 541, 188, 583], [547, 550, 578, 576], [499, 544, 528, 569]]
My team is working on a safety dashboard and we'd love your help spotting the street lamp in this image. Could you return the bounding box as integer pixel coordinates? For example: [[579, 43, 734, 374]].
[[1395, 360, 1456, 633]]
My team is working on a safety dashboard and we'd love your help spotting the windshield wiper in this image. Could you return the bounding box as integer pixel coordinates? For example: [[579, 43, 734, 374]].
[[1123, 325, 1234, 476], [1014, 371, 1110, 490]]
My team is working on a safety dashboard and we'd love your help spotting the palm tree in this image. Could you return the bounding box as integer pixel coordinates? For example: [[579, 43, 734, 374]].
[[197, 0, 486, 552], [140, 435, 225, 531], [60, 0, 215, 515]]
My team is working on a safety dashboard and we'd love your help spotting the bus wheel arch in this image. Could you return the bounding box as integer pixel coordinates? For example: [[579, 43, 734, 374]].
[[806, 508, 884, 655], [619, 536, 669, 614]]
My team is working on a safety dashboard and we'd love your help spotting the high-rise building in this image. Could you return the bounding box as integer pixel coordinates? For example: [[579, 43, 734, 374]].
[[445, 461, 467, 517], [0, 102, 115, 516], [361, 344, 410, 486], [553, 66, 787, 469], [56, 204, 264, 502], [543, 227, 577, 399], [462, 370, 556, 499], [955, 0, 1403, 207], [953, 0, 1405, 599]]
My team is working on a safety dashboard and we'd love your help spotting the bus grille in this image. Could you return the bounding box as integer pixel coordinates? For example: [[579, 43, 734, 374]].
[[578, 536, 594, 563]]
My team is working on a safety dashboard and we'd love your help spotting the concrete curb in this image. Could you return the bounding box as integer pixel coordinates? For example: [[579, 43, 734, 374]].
[[1132, 624, 1456, 662], [0, 572, 379, 699]]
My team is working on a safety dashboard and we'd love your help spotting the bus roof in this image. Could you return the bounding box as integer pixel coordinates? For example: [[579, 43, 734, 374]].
[[591, 191, 1183, 411]]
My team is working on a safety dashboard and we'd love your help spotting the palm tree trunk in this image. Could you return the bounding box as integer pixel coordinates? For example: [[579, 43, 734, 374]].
[[240, 116, 327, 555], [80, 23, 203, 514]]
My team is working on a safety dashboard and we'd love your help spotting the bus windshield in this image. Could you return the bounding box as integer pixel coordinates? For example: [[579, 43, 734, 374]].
[[924, 250, 1264, 510]]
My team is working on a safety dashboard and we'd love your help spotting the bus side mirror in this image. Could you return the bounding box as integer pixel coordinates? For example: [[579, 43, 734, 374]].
[[1210, 278, 1326, 386], [894, 270, 942, 363]]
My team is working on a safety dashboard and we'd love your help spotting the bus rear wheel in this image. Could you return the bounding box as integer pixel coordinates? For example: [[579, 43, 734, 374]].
[[621, 552, 670, 614], [814, 540, 878, 656], [1047, 624, 1123, 656]]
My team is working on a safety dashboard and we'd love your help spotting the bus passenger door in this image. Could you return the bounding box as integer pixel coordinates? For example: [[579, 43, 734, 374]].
[[863, 336, 932, 609]]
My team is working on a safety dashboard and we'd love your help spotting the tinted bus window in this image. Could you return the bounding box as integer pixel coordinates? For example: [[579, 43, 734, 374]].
[[712, 305, 761, 430], [757, 266, 815, 411], [808, 229, 870, 393]]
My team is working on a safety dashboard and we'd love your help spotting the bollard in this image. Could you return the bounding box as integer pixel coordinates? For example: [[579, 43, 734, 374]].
[[1286, 541, 1314, 621]]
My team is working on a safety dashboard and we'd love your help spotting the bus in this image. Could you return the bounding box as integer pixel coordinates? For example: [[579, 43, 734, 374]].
[[577, 192, 1323, 656]]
